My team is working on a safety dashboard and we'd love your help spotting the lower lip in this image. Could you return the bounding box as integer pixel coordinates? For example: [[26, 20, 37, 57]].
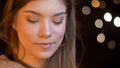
[[35, 43, 53, 49]]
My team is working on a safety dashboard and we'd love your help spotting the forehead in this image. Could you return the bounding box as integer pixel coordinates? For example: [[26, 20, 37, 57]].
[[18, 0, 66, 15]]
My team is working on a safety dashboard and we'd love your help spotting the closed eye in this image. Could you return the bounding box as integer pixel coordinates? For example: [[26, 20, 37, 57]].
[[53, 18, 64, 24], [26, 16, 39, 23], [52, 16, 65, 24]]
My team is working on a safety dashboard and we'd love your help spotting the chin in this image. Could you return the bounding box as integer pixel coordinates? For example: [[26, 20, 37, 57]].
[[36, 53, 54, 60]]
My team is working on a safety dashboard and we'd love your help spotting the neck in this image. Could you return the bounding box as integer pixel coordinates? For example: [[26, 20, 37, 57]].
[[18, 53, 47, 68], [20, 58, 47, 68]]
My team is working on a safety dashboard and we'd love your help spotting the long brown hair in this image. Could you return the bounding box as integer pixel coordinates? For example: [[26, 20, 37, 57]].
[[0, 0, 76, 68]]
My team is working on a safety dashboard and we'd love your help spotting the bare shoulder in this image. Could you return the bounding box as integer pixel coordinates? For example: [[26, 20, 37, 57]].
[[0, 55, 26, 68]]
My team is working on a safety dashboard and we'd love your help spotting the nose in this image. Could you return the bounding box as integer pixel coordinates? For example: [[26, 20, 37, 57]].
[[38, 20, 52, 38]]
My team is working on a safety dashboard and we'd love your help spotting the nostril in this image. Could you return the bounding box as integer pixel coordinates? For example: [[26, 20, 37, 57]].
[[39, 32, 52, 38]]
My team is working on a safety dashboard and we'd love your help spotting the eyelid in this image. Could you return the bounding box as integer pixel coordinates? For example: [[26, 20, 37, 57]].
[[26, 15, 39, 23], [52, 16, 65, 24]]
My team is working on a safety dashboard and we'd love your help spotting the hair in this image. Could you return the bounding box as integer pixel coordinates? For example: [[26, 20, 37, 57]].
[[0, 0, 77, 68]]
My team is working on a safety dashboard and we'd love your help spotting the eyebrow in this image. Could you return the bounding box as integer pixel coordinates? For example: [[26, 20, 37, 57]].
[[24, 10, 67, 17]]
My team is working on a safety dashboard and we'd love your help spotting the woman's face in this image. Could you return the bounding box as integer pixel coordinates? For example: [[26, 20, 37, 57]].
[[13, 0, 66, 62]]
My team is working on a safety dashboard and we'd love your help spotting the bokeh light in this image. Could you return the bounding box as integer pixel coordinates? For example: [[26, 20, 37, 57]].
[[113, 16, 120, 27], [113, 0, 120, 4], [99, 0, 107, 9], [91, 0, 100, 8], [104, 12, 112, 22], [107, 40, 116, 50], [97, 33, 105, 43], [82, 6, 91, 15], [95, 19, 103, 28]]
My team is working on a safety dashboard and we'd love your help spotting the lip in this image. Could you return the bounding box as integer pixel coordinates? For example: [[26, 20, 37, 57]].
[[34, 42, 54, 49]]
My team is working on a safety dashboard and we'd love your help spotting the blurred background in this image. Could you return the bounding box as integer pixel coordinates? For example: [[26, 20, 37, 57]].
[[75, 0, 120, 68], [0, 0, 120, 68]]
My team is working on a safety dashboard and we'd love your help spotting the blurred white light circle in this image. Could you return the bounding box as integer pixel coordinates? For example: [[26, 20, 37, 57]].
[[82, 6, 91, 15], [113, 16, 120, 27], [95, 19, 103, 28], [97, 33, 105, 43], [104, 12, 112, 22]]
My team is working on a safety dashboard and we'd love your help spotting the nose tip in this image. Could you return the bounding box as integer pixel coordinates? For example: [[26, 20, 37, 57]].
[[39, 31, 52, 38]]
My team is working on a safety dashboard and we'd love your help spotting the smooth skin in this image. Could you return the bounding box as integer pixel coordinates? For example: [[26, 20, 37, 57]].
[[12, 0, 67, 67]]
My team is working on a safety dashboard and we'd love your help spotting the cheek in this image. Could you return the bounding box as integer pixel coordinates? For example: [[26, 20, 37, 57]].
[[15, 20, 37, 44], [53, 22, 66, 39]]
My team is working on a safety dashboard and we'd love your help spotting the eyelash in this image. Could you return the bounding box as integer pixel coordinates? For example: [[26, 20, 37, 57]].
[[53, 18, 64, 25], [26, 17, 64, 24], [53, 20, 63, 24], [27, 18, 39, 23]]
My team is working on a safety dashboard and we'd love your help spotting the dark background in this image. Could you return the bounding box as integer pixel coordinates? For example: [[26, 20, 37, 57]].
[[75, 0, 120, 68], [1, 0, 120, 68]]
